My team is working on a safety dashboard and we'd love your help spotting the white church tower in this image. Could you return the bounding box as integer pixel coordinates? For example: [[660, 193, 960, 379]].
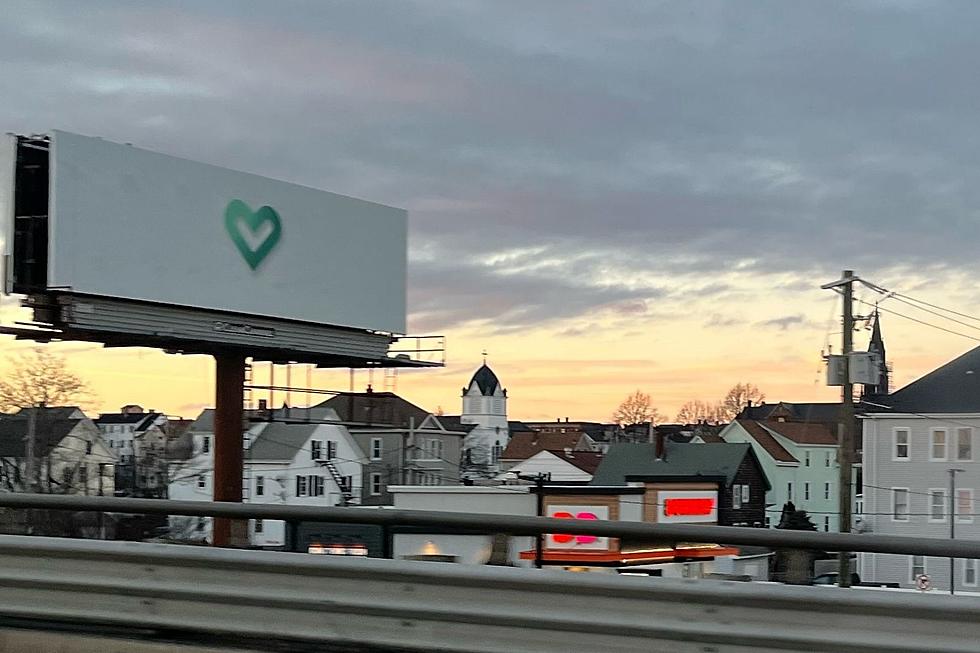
[[460, 359, 509, 474]]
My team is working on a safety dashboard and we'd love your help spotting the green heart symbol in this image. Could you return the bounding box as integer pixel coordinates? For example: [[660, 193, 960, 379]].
[[224, 199, 282, 270]]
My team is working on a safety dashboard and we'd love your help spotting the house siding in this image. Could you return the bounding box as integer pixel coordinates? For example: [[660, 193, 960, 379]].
[[719, 455, 767, 527], [862, 415, 980, 590]]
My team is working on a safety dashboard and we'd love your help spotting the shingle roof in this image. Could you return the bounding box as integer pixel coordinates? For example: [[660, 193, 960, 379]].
[[543, 449, 605, 474], [0, 415, 81, 457], [738, 402, 841, 423], [96, 412, 152, 425], [434, 415, 478, 434], [501, 431, 591, 460], [877, 345, 980, 413], [317, 392, 430, 428], [247, 422, 320, 462], [590, 441, 762, 488], [698, 432, 725, 444], [734, 420, 797, 464], [762, 420, 837, 445]]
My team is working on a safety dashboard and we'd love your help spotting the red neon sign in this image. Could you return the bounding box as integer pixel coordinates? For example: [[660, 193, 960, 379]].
[[663, 497, 715, 517], [551, 511, 599, 544]]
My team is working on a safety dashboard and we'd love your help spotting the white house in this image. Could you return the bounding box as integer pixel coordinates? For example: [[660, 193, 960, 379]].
[[861, 345, 980, 590], [0, 406, 116, 496], [168, 407, 364, 547], [718, 418, 841, 531], [495, 449, 604, 484]]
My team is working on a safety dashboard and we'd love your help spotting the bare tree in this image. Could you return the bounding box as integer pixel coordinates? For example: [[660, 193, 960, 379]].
[[0, 347, 88, 412], [675, 400, 725, 425], [718, 383, 765, 421], [612, 390, 663, 426]]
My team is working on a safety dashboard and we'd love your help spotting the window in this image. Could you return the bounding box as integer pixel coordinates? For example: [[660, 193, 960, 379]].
[[957, 489, 974, 524], [202, 436, 210, 454], [327, 441, 337, 460], [910, 555, 926, 583], [255, 519, 263, 534], [965, 559, 978, 586], [958, 428, 973, 461], [733, 485, 743, 509], [312, 475, 325, 497], [892, 488, 910, 521], [804, 451, 810, 467], [492, 442, 502, 464], [429, 438, 444, 461], [931, 429, 947, 461], [109, 439, 114, 448], [823, 516, 830, 532], [787, 482, 793, 501], [85, 441, 92, 455], [311, 440, 323, 461], [370, 473, 383, 496], [741, 485, 750, 503], [256, 476, 264, 497], [370, 438, 383, 461], [825, 451, 831, 467], [893, 428, 910, 460], [296, 475, 308, 497], [79, 465, 88, 486], [197, 475, 206, 489], [824, 482, 831, 500], [929, 489, 946, 522], [804, 482, 810, 501]]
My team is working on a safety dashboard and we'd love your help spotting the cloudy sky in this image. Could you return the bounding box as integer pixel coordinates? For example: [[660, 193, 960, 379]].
[[3, 0, 980, 421]]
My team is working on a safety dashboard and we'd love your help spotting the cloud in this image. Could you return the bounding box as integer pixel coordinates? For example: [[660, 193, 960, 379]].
[[757, 314, 810, 331], [3, 0, 980, 334]]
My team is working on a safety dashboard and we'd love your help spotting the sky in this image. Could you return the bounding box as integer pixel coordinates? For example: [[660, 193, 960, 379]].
[[2, 0, 980, 422]]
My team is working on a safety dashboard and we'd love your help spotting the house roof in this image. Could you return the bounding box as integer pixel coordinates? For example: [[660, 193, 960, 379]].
[[501, 431, 590, 461], [762, 420, 837, 445], [316, 392, 431, 429], [733, 420, 797, 464], [468, 364, 501, 396], [697, 432, 725, 444], [508, 420, 535, 434], [247, 422, 321, 462], [0, 413, 82, 457], [877, 345, 980, 413], [590, 441, 763, 488], [434, 415, 478, 434], [96, 412, 153, 425], [738, 402, 841, 424], [543, 449, 604, 474]]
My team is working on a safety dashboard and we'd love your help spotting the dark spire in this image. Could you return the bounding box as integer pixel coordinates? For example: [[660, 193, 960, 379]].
[[468, 363, 501, 396], [863, 310, 889, 397]]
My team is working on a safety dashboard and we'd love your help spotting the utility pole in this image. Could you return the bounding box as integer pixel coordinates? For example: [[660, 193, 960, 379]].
[[949, 468, 964, 595], [24, 404, 38, 492], [823, 270, 856, 587], [517, 472, 550, 568]]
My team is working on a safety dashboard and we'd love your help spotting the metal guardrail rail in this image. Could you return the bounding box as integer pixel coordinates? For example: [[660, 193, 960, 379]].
[[2, 492, 980, 558], [0, 535, 976, 653]]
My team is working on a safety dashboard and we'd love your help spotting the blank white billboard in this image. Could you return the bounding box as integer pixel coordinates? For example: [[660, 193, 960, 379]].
[[47, 131, 406, 333]]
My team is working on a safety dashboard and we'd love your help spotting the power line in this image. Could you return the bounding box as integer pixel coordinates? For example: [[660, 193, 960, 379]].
[[854, 298, 980, 342]]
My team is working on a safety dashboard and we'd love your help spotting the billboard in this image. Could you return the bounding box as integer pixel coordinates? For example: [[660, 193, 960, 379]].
[[14, 131, 406, 334]]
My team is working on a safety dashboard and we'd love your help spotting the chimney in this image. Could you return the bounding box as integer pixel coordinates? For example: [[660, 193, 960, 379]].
[[258, 399, 268, 411], [747, 400, 753, 408], [655, 429, 666, 461]]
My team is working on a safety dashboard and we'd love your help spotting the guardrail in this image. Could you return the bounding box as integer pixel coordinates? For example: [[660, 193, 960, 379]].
[[0, 492, 979, 558], [0, 534, 977, 653]]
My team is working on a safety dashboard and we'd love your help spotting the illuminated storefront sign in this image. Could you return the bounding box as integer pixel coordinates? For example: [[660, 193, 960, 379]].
[[659, 490, 718, 524], [546, 505, 610, 550]]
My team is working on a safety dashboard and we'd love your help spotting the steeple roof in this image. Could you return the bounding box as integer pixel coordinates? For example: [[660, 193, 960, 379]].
[[468, 363, 501, 396]]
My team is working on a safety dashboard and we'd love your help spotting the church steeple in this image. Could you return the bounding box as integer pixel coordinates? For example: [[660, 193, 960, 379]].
[[863, 310, 889, 397]]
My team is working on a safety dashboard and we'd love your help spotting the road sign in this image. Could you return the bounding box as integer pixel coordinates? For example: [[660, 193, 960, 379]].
[[915, 574, 931, 591]]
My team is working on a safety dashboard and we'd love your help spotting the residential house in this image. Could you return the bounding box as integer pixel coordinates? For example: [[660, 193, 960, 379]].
[[95, 406, 168, 496], [718, 418, 840, 530], [168, 407, 364, 546], [496, 449, 605, 484], [498, 430, 598, 472], [861, 344, 980, 591], [590, 438, 770, 528], [315, 390, 467, 504], [0, 407, 115, 496]]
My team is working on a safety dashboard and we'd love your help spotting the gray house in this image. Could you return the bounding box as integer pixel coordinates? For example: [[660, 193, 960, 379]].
[[861, 345, 980, 591], [316, 391, 467, 505]]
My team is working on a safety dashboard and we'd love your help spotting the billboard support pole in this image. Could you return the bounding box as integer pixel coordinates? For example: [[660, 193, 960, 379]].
[[213, 352, 246, 547]]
